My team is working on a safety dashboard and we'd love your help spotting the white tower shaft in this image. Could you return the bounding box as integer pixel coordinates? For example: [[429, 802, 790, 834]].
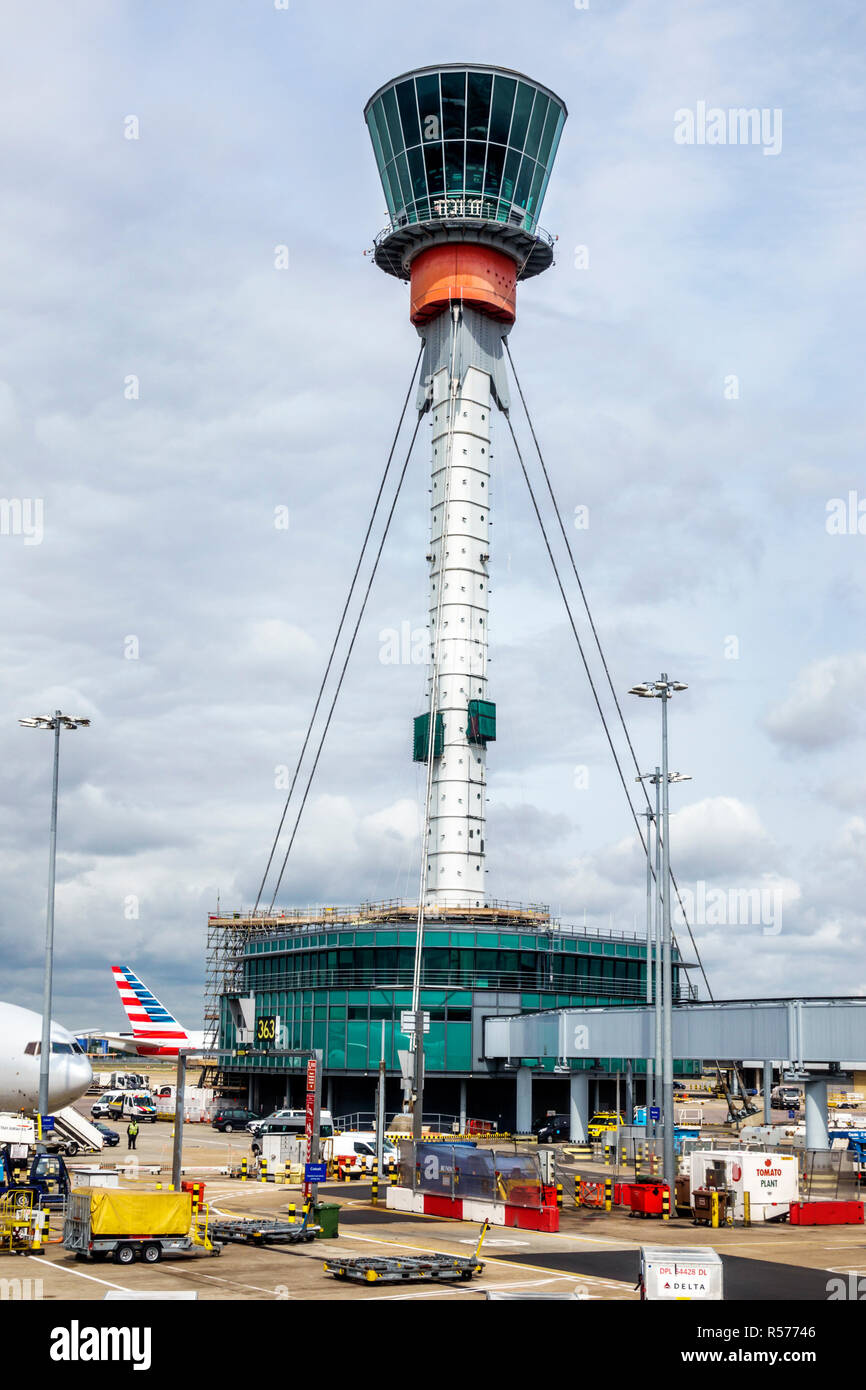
[[425, 359, 493, 907]]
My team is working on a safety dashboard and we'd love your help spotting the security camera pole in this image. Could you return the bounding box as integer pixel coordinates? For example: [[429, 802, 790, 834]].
[[19, 711, 91, 1117]]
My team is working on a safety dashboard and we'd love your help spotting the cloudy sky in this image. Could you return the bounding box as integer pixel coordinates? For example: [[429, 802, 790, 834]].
[[1, 0, 864, 1033]]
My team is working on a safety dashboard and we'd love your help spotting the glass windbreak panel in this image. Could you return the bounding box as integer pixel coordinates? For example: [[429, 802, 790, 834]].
[[423, 140, 445, 196], [494, 1151, 542, 1208], [523, 93, 549, 161], [465, 140, 486, 195], [382, 85, 404, 156], [440, 69, 466, 140], [395, 78, 420, 148], [444, 141, 465, 192], [466, 70, 492, 139], [347, 1020, 368, 1068], [416, 72, 442, 142], [370, 99, 393, 164], [509, 82, 535, 152], [537, 101, 561, 170], [489, 74, 516, 144]]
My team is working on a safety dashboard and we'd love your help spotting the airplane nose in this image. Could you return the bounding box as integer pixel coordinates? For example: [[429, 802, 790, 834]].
[[52, 1054, 93, 1110]]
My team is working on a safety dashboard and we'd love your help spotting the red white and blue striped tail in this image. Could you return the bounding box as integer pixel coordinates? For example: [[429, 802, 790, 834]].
[[111, 965, 190, 1043]]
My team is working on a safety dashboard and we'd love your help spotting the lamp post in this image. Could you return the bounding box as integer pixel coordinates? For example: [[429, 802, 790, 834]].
[[629, 676, 687, 1186], [19, 711, 90, 1116], [636, 766, 692, 1153]]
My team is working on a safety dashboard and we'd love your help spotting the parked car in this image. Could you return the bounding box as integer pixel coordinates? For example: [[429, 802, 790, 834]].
[[212, 1107, 260, 1133], [94, 1122, 120, 1148], [532, 1114, 571, 1143], [248, 1109, 335, 1139]]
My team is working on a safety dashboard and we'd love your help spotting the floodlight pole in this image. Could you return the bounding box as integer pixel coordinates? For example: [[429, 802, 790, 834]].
[[659, 682, 675, 1189], [38, 712, 63, 1118]]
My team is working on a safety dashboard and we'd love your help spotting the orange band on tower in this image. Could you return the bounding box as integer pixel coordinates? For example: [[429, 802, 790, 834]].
[[409, 244, 517, 325]]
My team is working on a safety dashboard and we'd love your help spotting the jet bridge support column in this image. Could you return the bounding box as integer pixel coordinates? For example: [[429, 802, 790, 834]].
[[516, 1067, 533, 1134], [569, 1073, 589, 1142], [804, 1076, 829, 1150]]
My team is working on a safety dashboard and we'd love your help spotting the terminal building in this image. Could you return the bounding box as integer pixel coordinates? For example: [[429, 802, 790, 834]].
[[208, 902, 698, 1125], [210, 64, 700, 1128]]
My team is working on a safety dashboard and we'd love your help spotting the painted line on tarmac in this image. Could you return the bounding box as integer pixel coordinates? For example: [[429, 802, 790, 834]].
[[336, 1231, 633, 1290], [153, 1263, 287, 1296], [369, 1277, 592, 1301], [27, 1255, 130, 1292]]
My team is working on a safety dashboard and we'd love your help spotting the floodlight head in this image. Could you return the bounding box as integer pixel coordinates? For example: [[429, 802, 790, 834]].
[[671, 682, 688, 692], [365, 65, 567, 322], [629, 684, 657, 698]]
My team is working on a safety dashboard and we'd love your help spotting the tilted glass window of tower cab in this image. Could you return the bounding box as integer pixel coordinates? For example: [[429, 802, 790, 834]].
[[365, 65, 566, 234]]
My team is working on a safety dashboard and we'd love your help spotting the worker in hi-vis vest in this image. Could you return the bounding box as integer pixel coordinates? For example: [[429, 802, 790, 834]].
[[127, 1118, 139, 1150]]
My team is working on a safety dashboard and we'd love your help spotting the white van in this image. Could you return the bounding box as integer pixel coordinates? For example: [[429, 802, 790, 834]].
[[323, 1132, 399, 1173], [103, 1091, 157, 1124]]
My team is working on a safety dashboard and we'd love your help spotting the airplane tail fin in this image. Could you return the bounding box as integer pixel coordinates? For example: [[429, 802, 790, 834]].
[[110, 966, 190, 1042]]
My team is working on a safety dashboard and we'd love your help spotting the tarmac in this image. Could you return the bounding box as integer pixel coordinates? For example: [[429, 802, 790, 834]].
[[18, 1098, 866, 1302]]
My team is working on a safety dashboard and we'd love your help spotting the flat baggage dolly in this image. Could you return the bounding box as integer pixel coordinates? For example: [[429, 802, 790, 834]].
[[323, 1220, 489, 1284], [209, 1211, 320, 1246]]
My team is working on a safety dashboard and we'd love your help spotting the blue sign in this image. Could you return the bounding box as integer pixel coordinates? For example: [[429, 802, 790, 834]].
[[41, 1117, 55, 1133], [788, 1110, 797, 1120], [650, 1106, 660, 1122], [305, 1162, 327, 1183]]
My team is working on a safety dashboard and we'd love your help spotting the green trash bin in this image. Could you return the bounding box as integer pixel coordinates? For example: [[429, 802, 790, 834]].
[[313, 1202, 340, 1239]]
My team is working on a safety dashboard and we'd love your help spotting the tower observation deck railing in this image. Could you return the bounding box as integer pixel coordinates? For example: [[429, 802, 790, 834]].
[[373, 200, 557, 242], [239, 965, 699, 1003]]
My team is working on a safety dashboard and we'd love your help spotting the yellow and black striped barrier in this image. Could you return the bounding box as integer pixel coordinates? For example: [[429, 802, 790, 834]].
[[371, 1164, 379, 1207], [260, 1158, 268, 1184], [573, 1174, 581, 1208], [555, 1182, 563, 1210], [241, 1158, 248, 1183], [604, 1178, 612, 1213], [662, 1187, 670, 1222]]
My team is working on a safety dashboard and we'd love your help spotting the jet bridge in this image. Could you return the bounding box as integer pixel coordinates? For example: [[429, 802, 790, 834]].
[[483, 997, 866, 1149]]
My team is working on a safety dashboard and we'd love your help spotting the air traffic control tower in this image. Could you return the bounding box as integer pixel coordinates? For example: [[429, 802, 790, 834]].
[[366, 64, 567, 909], [210, 68, 698, 1125]]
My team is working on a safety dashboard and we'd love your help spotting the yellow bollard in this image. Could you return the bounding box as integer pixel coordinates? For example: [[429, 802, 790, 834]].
[[662, 1186, 670, 1222], [289, 1201, 296, 1221], [744, 1190, 751, 1227], [241, 1159, 247, 1183], [604, 1178, 612, 1213], [710, 1190, 719, 1229], [261, 1158, 268, 1184], [574, 1174, 582, 1208], [556, 1182, 563, 1210]]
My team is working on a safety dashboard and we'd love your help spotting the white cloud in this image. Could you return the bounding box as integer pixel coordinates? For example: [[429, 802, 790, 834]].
[[764, 654, 866, 749]]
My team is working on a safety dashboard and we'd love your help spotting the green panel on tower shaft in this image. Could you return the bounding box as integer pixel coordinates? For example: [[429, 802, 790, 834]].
[[413, 711, 444, 762], [467, 699, 496, 745]]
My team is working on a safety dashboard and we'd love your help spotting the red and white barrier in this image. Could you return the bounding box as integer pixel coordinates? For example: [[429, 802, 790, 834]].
[[386, 1184, 558, 1231]]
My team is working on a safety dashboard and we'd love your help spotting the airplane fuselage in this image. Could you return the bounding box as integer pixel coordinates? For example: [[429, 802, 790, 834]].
[[0, 1002, 92, 1112]]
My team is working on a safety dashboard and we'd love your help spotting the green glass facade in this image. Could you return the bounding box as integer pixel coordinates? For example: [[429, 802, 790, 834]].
[[365, 65, 567, 233], [219, 921, 694, 1079]]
